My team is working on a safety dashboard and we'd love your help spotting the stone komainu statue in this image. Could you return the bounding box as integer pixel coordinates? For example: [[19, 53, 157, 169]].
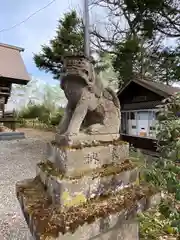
[[57, 55, 120, 136]]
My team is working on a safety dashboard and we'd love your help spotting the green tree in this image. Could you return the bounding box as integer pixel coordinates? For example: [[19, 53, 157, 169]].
[[112, 37, 180, 86], [34, 3, 180, 89], [91, 0, 180, 87], [150, 47, 180, 85], [139, 93, 180, 238], [112, 37, 140, 86], [112, 36, 159, 86], [19, 103, 51, 123], [95, 52, 119, 91], [34, 9, 119, 90], [34, 11, 84, 79], [92, 0, 180, 43], [122, 0, 180, 38]]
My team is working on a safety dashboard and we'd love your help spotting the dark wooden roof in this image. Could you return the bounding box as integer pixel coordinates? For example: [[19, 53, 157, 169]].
[[117, 77, 180, 98], [0, 43, 30, 85]]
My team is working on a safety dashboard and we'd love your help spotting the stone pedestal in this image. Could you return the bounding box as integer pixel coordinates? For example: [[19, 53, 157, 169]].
[[16, 136, 160, 240], [46, 139, 129, 176], [36, 159, 138, 207], [54, 133, 120, 146], [0, 131, 25, 141]]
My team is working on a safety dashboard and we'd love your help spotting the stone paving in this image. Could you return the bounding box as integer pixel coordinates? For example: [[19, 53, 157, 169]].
[[0, 128, 54, 240]]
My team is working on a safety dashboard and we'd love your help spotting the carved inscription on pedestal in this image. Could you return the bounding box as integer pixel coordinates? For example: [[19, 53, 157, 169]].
[[58, 148, 66, 162], [85, 152, 99, 165]]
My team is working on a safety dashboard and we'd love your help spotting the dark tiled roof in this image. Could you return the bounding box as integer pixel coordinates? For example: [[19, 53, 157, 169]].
[[139, 79, 180, 95], [118, 77, 180, 98]]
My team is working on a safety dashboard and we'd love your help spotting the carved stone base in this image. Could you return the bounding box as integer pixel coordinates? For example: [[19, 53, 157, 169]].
[[16, 177, 160, 240], [46, 140, 129, 176], [54, 132, 120, 146], [0, 131, 25, 141], [56, 219, 139, 240], [36, 160, 139, 207]]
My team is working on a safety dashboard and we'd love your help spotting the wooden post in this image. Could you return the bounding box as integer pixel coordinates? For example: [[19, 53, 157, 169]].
[[2, 101, 5, 118], [84, 0, 90, 58], [0, 97, 5, 118], [12, 109, 16, 131]]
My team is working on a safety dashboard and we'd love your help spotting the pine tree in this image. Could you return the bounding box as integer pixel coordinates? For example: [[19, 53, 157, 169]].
[[34, 11, 84, 79]]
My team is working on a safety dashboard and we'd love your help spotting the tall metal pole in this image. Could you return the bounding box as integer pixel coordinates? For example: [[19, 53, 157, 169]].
[[84, 0, 90, 58]]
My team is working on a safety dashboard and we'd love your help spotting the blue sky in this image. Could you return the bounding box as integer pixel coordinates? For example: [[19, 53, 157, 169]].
[[0, 0, 176, 85], [0, 0, 80, 85], [1, 1, 179, 111]]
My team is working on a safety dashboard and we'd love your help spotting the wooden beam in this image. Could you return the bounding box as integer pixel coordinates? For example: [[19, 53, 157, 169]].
[[0, 97, 5, 105], [0, 97, 5, 117], [0, 118, 19, 122], [0, 92, 10, 96], [0, 86, 10, 91], [121, 100, 161, 111]]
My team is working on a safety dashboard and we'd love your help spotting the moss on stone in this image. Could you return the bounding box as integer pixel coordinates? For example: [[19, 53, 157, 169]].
[[51, 138, 128, 150], [37, 161, 64, 178], [37, 159, 138, 181], [16, 178, 159, 239]]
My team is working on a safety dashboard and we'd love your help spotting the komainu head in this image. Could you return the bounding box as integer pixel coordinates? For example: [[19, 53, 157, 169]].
[[60, 54, 103, 95]]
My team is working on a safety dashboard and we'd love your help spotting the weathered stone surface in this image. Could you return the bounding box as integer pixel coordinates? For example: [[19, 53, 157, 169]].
[[56, 219, 139, 240], [16, 54, 161, 240], [16, 177, 160, 240], [46, 141, 129, 176], [36, 162, 139, 206], [54, 133, 120, 146], [56, 55, 121, 138], [0, 132, 25, 141]]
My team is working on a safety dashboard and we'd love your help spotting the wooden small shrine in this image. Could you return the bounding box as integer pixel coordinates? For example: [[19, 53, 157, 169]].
[[118, 77, 180, 152], [0, 43, 30, 127]]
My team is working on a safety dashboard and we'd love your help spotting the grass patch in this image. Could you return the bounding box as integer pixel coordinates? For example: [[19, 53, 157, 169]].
[[139, 206, 179, 239]]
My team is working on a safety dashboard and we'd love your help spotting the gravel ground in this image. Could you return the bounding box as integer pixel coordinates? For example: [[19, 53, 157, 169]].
[[0, 129, 54, 240]]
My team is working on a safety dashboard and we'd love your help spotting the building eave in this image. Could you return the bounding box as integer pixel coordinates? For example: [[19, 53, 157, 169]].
[[0, 76, 30, 85], [0, 43, 24, 52], [117, 79, 175, 99]]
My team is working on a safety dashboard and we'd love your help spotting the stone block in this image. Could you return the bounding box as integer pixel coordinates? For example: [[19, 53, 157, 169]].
[[0, 132, 25, 141], [46, 141, 129, 176], [54, 133, 120, 146], [36, 162, 139, 207], [56, 218, 139, 240], [16, 177, 160, 240], [55, 192, 159, 240]]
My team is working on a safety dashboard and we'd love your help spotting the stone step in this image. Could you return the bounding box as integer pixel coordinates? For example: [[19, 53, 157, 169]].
[[54, 133, 120, 146], [36, 159, 139, 207], [0, 132, 25, 141], [46, 140, 129, 176], [16, 177, 160, 240]]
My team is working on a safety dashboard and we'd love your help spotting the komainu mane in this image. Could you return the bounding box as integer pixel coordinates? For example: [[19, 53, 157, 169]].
[[57, 54, 120, 138]]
